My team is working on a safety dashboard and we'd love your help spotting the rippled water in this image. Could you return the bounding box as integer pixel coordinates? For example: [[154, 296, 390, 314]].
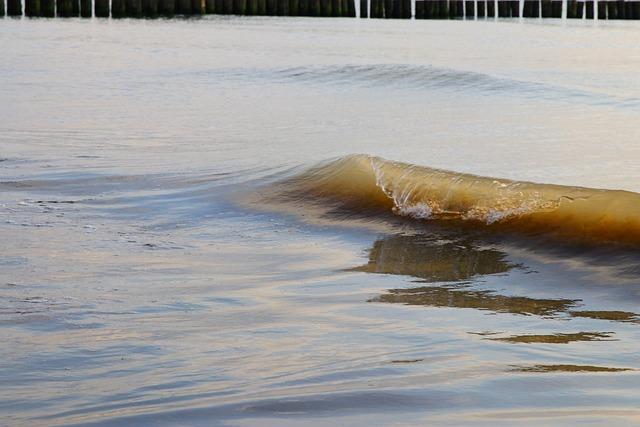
[[2, 16, 640, 426]]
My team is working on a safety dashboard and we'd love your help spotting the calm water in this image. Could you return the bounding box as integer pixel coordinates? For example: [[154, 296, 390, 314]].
[[2, 16, 640, 426]]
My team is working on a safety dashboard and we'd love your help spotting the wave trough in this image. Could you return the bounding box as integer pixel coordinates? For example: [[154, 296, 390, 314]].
[[257, 155, 640, 246]]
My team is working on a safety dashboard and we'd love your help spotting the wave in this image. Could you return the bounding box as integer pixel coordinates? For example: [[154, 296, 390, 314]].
[[187, 64, 640, 109], [253, 154, 640, 246]]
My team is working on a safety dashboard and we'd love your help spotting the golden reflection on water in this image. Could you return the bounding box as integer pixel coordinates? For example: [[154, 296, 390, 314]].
[[489, 332, 615, 344], [571, 310, 640, 324], [370, 285, 577, 317], [354, 234, 576, 316], [357, 234, 640, 326], [511, 365, 634, 373], [350, 234, 513, 283]]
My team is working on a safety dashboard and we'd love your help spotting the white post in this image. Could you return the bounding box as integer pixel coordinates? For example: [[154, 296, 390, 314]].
[[561, 0, 567, 18], [594, 0, 598, 18]]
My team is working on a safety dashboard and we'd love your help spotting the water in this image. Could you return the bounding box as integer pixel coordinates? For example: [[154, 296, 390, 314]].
[[2, 17, 640, 426]]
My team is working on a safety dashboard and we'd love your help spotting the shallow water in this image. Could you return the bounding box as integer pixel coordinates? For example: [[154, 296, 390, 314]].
[[2, 16, 640, 426]]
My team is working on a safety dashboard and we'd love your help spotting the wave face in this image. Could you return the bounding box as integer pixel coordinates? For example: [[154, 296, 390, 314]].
[[259, 155, 640, 246]]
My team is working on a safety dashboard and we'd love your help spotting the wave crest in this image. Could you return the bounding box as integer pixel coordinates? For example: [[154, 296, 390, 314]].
[[254, 155, 640, 246]]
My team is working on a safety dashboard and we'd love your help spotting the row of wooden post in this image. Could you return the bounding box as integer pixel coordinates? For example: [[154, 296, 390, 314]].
[[0, 0, 356, 16], [2, 0, 639, 18], [360, 0, 640, 18]]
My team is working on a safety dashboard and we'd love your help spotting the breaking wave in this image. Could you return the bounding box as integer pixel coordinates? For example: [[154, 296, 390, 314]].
[[254, 155, 640, 246]]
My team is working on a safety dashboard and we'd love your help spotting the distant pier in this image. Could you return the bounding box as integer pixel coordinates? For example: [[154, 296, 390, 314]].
[[1, 0, 639, 20]]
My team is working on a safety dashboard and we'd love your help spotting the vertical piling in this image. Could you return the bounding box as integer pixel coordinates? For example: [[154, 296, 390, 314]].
[[307, 0, 318, 14], [277, 0, 288, 14], [464, 0, 473, 16], [111, 0, 125, 17], [56, 0, 70, 15], [232, 0, 244, 13], [246, 0, 256, 14], [476, 0, 485, 16], [265, 0, 275, 13], [298, 0, 308, 14], [449, 0, 461, 17], [437, 0, 445, 17], [80, 0, 92, 16], [486, 0, 495, 15], [159, 0, 175, 15], [617, 0, 625, 17], [359, 0, 367, 15], [539, 0, 551, 15], [423, 0, 432, 17], [424, 0, 434, 16], [381, 0, 389, 16], [387, 0, 395, 16], [143, 0, 158, 16], [606, 0, 616, 17], [391, 0, 398, 16], [632, 1, 640, 18], [25, 0, 41, 16], [346, 0, 355, 15], [597, 0, 605, 18], [323, 0, 331, 14], [176, 0, 190, 13], [7, 0, 22, 15], [40, 0, 56, 14], [617, 0, 626, 18], [509, 0, 518, 15], [127, 0, 142, 15], [497, 0, 509, 15], [368, 0, 376, 16], [584, 0, 593, 17], [624, 1, 632, 18], [95, 0, 108, 15], [373, 0, 384, 16], [235, 0, 247, 13], [190, 0, 203, 13], [329, 0, 339, 15], [288, 0, 298, 15]]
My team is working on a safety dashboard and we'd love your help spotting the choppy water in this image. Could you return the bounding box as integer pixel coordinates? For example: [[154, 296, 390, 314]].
[[2, 16, 640, 426]]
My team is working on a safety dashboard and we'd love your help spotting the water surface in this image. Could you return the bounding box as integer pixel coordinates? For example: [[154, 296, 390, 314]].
[[2, 16, 640, 426]]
